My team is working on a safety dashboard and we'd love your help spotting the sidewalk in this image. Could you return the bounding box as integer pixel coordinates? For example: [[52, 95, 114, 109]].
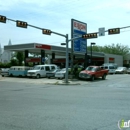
[[46, 79, 81, 85], [0, 75, 83, 85]]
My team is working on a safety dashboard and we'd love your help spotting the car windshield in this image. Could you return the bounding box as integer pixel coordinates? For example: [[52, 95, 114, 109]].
[[33, 66, 41, 70], [104, 66, 108, 69], [85, 67, 96, 72], [61, 68, 66, 71], [48, 69, 60, 72], [117, 67, 123, 70], [109, 66, 114, 69], [2, 68, 9, 71], [48, 69, 55, 72]]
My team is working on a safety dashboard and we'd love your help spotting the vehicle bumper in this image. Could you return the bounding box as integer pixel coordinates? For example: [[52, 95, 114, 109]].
[[79, 74, 91, 79], [55, 74, 64, 78], [46, 74, 55, 77], [1, 73, 9, 76], [115, 71, 123, 74], [108, 71, 115, 74], [27, 73, 36, 77]]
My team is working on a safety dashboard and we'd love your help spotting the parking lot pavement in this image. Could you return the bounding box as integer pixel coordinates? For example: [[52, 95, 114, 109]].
[[0, 74, 129, 85], [0, 75, 84, 85]]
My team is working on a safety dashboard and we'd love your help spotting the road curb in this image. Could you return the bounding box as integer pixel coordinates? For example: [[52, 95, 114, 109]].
[[46, 81, 81, 85]]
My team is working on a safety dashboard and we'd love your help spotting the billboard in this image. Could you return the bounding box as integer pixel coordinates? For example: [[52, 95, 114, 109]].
[[71, 19, 87, 53]]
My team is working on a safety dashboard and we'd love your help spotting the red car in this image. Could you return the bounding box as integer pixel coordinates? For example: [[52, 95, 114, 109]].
[[79, 66, 109, 81]]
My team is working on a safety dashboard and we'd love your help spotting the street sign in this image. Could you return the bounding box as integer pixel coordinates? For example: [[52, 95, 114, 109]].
[[99, 27, 105, 36], [42, 57, 45, 63], [71, 19, 87, 53]]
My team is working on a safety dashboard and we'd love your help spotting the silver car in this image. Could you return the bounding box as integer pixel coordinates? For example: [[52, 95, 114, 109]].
[[115, 67, 127, 74], [55, 68, 71, 79], [1, 68, 10, 77], [46, 69, 61, 78], [127, 68, 130, 74]]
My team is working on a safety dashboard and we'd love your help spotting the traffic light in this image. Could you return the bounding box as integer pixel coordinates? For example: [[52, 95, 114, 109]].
[[82, 33, 97, 39], [42, 29, 51, 35], [108, 28, 120, 35], [16, 20, 28, 28], [0, 15, 6, 23]]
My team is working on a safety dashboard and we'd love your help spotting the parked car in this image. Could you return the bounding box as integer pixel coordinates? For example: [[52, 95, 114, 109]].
[[79, 66, 109, 81], [0, 68, 4, 74], [115, 67, 127, 74], [9, 66, 32, 77], [127, 68, 130, 74], [101, 65, 116, 74], [55, 68, 71, 79], [1, 68, 10, 77], [27, 64, 58, 78], [46, 69, 61, 78], [102, 63, 118, 69]]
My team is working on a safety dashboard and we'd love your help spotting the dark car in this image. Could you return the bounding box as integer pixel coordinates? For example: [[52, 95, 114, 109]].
[[46, 69, 61, 78]]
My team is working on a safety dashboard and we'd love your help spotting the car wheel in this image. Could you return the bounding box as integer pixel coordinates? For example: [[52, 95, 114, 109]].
[[102, 74, 106, 80], [91, 75, 95, 81], [2, 75, 4, 77], [48, 77, 50, 79], [36, 74, 40, 79], [10, 74, 13, 77], [78, 77, 81, 80]]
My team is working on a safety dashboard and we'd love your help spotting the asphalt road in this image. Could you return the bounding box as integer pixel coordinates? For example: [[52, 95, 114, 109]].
[[0, 74, 130, 130]]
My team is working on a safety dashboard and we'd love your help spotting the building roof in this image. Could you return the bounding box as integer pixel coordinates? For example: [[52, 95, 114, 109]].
[[4, 42, 105, 57]]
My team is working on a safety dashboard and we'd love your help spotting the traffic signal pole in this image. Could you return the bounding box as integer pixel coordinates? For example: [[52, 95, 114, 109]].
[[2, 15, 130, 84], [65, 34, 69, 83]]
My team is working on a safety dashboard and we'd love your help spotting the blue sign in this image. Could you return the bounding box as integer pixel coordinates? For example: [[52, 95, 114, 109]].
[[42, 57, 45, 63], [71, 19, 87, 53]]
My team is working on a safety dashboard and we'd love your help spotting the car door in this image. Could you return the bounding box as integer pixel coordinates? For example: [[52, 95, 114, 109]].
[[40, 66, 45, 77], [123, 67, 127, 73], [51, 65, 56, 70], [45, 66, 51, 77], [95, 67, 101, 78]]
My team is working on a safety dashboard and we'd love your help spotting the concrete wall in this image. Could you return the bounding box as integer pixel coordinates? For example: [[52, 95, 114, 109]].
[[104, 53, 123, 66]]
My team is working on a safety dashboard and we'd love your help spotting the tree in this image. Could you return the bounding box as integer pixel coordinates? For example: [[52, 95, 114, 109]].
[[16, 52, 24, 65], [10, 59, 18, 66], [87, 43, 130, 59], [87, 45, 103, 52]]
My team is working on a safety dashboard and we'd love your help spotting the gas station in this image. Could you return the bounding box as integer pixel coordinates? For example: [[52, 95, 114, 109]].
[[0, 15, 123, 83], [4, 42, 105, 67]]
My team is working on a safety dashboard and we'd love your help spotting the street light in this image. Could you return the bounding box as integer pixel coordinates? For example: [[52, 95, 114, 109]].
[[91, 42, 96, 65], [61, 43, 66, 45]]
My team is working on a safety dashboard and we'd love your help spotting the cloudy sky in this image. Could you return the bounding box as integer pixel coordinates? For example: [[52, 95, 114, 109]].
[[0, 0, 130, 48]]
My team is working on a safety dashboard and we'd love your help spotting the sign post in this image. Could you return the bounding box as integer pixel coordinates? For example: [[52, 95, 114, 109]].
[[71, 19, 87, 78], [71, 19, 87, 53]]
